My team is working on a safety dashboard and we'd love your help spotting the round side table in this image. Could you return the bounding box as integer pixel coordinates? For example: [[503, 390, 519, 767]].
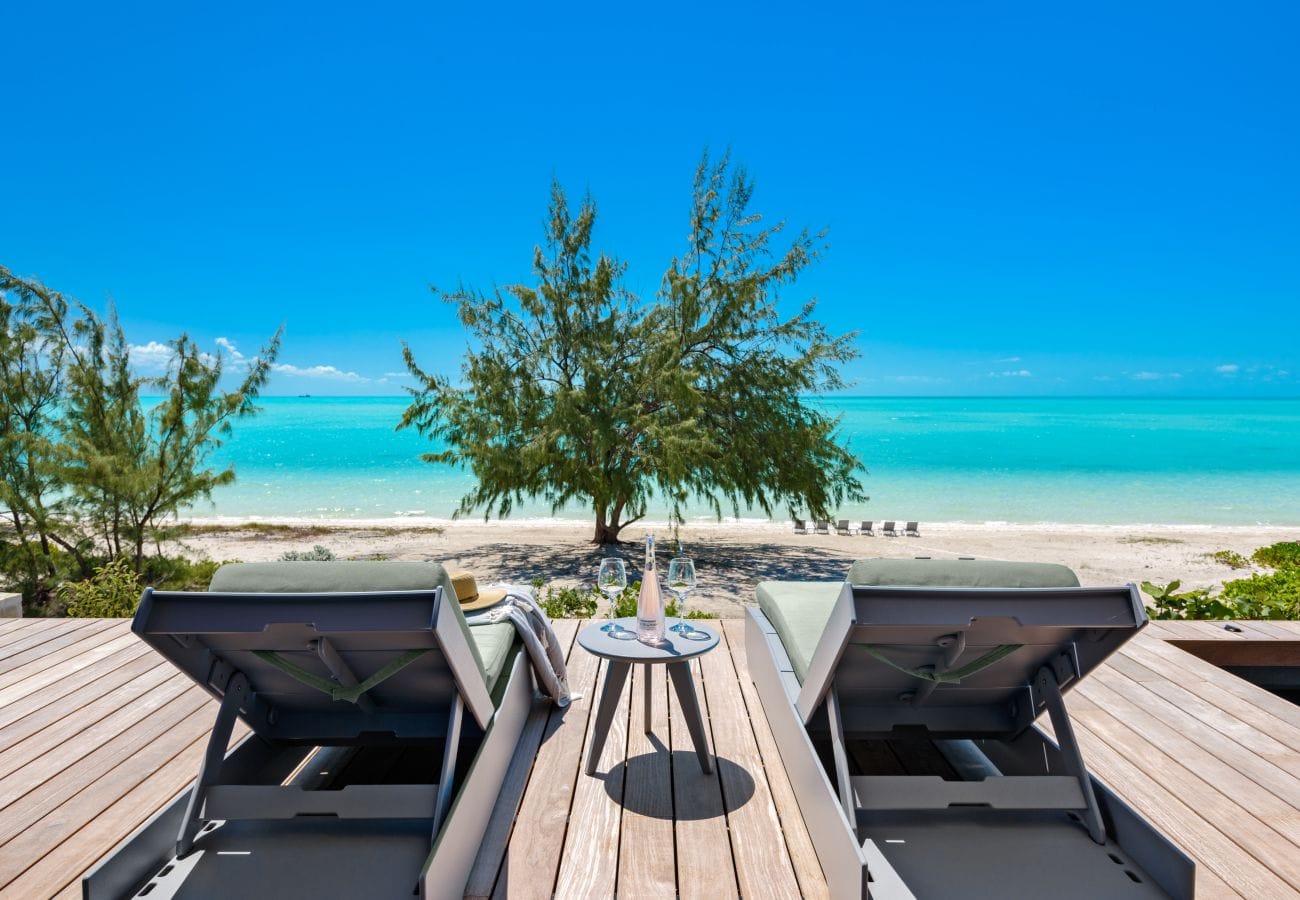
[[577, 618, 719, 776]]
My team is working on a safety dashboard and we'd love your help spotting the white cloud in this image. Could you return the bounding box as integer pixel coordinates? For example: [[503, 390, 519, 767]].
[[995, 356, 1022, 363], [272, 363, 370, 383], [128, 341, 173, 372], [382, 371, 413, 379], [216, 336, 245, 360], [1130, 371, 1182, 381], [989, 369, 1032, 378], [1215, 364, 1239, 375]]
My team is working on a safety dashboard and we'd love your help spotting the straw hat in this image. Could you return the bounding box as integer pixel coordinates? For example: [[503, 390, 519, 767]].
[[450, 570, 508, 611]]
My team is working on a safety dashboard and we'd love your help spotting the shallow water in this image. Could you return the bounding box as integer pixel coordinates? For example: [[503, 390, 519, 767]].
[[193, 396, 1300, 525]]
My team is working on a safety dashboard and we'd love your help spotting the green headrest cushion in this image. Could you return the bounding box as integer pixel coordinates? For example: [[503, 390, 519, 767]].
[[847, 558, 1080, 589], [209, 560, 457, 596]]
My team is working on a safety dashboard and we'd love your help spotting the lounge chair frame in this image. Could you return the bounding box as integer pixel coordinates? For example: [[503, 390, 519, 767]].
[[84, 585, 534, 900], [746, 581, 1195, 899]]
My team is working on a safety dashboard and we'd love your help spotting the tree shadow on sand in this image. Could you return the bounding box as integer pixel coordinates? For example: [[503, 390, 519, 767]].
[[437, 537, 860, 607]]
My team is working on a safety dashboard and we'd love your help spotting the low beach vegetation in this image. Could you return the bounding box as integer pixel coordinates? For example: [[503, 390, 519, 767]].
[[532, 577, 715, 620], [0, 266, 280, 615], [1209, 549, 1251, 569], [401, 152, 866, 544], [280, 545, 337, 561], [1144, 540, 1300, 620]]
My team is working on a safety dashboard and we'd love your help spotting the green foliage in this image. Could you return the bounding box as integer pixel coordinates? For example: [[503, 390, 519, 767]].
[[0, 265, 280, 612], [529, 576, 717, 620], [1252, 541, 1300, 570], [1144, 538, 1300, 619], [281, 545, 337, 561], [535, 580, 601, 618], [61, 557, 142, 618], [1210, 550, 1250, 569], [1140, 580, 1235, 620], [402, 152, 865, 543], [141, 554, 224, 592], [1219, 568, 1300, 619]]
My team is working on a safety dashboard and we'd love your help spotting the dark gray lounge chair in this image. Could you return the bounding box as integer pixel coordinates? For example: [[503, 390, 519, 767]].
[[794, 518, 810, 534], [836, 519, 853, 536], [904, 521, 920, 537], [860, 521, 874, 536], [745, 558, 1195, 899], [83, 561, 531, 900], [882, 521, 898, 536], [814, 520, 831, 535]]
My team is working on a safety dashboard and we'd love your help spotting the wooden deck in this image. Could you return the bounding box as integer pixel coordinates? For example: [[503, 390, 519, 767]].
[[0, 616, 1296, 898]]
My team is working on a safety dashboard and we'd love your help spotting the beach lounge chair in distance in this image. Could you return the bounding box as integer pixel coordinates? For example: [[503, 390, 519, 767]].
[[882, 520, 898, 536], [815, 520, 831, 535], [860, 521, 874, 536], [84, 561, 531, 900], [836, 519, 853, 536], [744, 558, 1194, 899], [904, 521, 920, 537], [794, 518, 810, 534]]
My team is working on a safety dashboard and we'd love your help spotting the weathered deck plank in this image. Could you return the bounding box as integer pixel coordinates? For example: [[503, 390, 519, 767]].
[[1, 618, 1299, 898], [616, 662, 676, 898]]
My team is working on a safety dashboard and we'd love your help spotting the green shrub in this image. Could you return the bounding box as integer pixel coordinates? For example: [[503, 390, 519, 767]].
[[1219, 568, 1300, 619], [141, 554, 224, 591], [61, 557, 143, 618], [1252, 541, 1300, 570], [530, 577, 718, 620], [536, 581, 601, 618], [1210, 550, 1250, 569], [281, 545, 336, 561], [1141, 580, 1236, 620]]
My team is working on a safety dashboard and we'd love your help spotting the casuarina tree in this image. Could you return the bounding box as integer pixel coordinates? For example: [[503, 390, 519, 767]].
[[402, 152, 865, 543]]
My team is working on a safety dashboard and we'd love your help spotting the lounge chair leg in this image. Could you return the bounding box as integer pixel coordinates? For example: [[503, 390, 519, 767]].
[[1037, 665, 1106, 844], [176, 671, 249, 858], [433, 693, 463, 836], [824, 685, 857, 834], [667, 662, 714, 774], [585, 661, 631, 775]]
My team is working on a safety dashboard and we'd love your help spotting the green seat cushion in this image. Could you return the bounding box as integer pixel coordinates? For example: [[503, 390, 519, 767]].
[[207, 560, 490, 687], [847, 558, 1080, 589], [468, 622, 518, 697], [756, 581, 844, 684]]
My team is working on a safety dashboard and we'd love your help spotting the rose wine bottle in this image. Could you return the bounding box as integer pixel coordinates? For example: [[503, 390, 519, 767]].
[[637, 532, 667, 645]]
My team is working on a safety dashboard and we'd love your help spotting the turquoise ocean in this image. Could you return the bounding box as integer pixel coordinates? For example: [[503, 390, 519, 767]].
[[197, 397, 1300, 526]]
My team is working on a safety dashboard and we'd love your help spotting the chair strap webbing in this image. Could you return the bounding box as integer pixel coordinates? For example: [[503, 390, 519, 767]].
[[864, 643, 1023, 684], [253, 648, 429, 704]]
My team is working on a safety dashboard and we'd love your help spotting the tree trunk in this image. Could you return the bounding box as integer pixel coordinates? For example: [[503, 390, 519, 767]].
[[591, 501, 628, 544]]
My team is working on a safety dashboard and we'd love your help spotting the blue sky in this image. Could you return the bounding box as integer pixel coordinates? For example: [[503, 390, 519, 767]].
[[3, 1, 1296, 396]]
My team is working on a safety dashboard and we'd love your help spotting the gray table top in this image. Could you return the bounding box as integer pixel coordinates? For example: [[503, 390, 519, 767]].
[[577, 618, 719, 663]]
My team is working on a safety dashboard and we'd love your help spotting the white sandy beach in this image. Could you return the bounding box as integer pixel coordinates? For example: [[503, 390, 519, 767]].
[[168, 520, 1297, 617]]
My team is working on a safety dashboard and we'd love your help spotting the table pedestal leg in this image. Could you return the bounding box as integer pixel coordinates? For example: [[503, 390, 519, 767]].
[[667, 661, 714, 774], [644, 664, 653, 734], [585, 661, 631, 776]]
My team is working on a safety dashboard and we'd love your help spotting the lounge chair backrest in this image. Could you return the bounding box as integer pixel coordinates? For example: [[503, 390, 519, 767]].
[[134, 561, 494, 740], [861, 521, 873, 533], [795, 558, 1146, 738], [815, 521, 830, 534], [836, 519, 850, 534], [793, 519, 807, 533]]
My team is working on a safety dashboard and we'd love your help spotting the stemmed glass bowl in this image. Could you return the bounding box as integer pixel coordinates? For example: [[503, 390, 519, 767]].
[[598, 557, 635, 639], [667, 557, 697, 637]]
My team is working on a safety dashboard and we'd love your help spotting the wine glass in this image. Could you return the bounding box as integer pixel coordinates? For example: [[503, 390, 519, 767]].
[[597, 558, 628, 637], [666, 557, 696, 635]]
